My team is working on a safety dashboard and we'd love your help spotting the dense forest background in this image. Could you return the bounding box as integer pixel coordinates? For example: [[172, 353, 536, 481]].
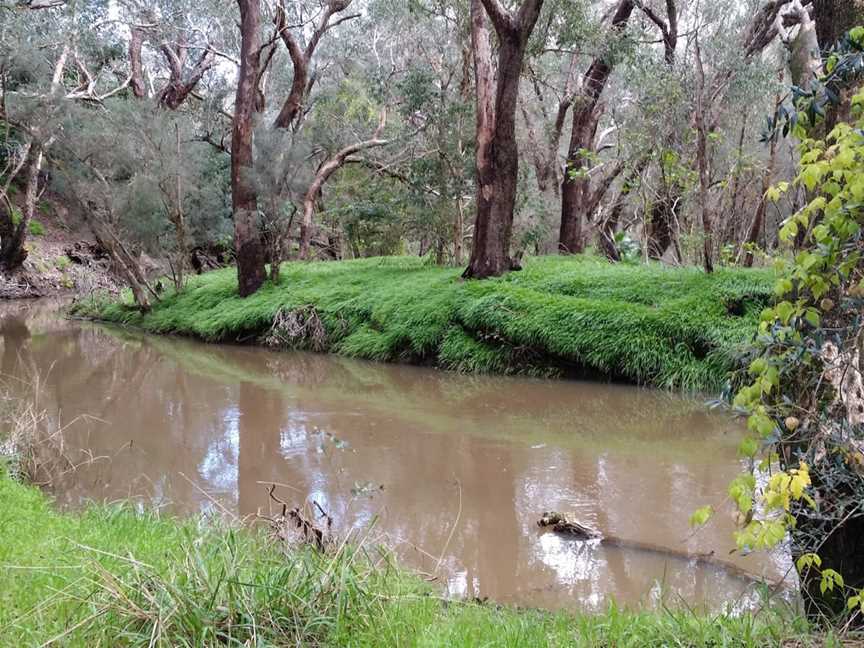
[[1, 0, 862, 303]]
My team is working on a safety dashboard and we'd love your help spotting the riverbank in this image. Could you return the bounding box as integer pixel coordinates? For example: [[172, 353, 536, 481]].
[[72, 255, 774, 391], [0, 468, 819, 646]]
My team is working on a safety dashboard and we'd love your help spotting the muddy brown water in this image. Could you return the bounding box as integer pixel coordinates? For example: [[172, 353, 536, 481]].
[[0, 300, 791, 611]]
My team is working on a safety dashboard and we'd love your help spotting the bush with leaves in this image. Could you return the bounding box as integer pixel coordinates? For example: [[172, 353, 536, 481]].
[[706, 30, 864, 624]]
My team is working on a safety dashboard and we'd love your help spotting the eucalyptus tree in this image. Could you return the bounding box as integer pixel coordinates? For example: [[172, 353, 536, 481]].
[[463, 0, 544, 279], [230, 0, 417, 292], [557, 0, 635, 255], [518, 0, 626, 254]]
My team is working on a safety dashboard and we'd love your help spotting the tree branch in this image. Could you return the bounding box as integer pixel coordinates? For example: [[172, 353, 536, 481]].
[[478, 0, 515, 36]]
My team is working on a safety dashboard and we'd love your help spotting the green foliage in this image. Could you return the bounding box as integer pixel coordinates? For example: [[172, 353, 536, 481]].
[[74, 255, 773, 391], [8, 207, 45, 237], [26, 219, 44, 236], [724, 44, 864, 620]]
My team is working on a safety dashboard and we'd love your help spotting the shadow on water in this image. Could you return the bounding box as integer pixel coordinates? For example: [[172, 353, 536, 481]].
[[0, 299, 793, 612]]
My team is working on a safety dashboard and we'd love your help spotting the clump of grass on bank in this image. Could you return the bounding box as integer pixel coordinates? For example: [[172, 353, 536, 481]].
[[0, 469, 827, 647], [73, 255, 774, 391]]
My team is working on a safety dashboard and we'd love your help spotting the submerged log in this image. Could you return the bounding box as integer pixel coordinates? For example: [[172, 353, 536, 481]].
[[537, 511, 785, 587]]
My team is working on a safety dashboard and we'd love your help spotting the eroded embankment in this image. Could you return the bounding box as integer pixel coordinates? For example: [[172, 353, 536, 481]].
[[71, 255, 775, 391]]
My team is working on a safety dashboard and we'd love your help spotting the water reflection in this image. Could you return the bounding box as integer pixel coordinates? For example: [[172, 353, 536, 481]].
[[0, 301, 790, 611]]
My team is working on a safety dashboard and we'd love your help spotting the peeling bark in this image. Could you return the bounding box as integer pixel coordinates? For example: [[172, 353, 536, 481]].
[[129, 25, 148, 99]]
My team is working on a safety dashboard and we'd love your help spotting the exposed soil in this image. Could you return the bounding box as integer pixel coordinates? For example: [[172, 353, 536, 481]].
[[0, 193, 149, 299]]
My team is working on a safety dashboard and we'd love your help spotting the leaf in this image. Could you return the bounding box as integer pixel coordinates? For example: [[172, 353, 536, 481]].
[[775, 301, 795, 325], [796, 553, 822, 572], [780, 220, 799, 243], [738, 436, 759, 458], [821, 569, 844, 595], [689, 505, 714, 528]]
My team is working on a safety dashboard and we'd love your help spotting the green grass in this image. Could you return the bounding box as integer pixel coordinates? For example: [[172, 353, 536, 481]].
[[75, 255, 773, 391], [0, 467, 826, 647]]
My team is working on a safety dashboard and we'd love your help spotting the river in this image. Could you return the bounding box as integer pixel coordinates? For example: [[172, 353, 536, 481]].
[[0, 299, 790, 611]]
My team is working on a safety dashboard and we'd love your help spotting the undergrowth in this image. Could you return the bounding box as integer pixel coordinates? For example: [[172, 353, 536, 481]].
[[73, 255, 774, 391]]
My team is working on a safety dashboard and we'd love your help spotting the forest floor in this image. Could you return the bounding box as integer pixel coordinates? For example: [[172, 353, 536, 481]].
[[0, 467, 827, 647], [73, 255, 775, 391]]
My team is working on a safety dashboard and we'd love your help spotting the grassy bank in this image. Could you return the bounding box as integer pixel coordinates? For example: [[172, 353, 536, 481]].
[[0, 467, 822, 647], [73, 255, 774, 391]]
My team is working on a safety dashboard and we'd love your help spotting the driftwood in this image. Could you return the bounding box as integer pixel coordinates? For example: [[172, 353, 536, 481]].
[[263, 305, 327, 352], [537, 511, 784, 587], [263, 485, 333, 551], [538, 511, 601, 539]]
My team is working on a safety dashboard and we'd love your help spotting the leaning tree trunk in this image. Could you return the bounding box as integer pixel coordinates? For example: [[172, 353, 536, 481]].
[[0, 144, 43, 272], [558, 0, 635, 255], [232, 0, 267, 297], [741, 120, 779, 267], [463, 0, 544, 280]]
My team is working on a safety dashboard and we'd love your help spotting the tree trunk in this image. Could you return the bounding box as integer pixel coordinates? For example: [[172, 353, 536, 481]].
[[129, 25, 148, 99], [598, 197, 623, 262], [637, 0, 682, 261], [232, 0, 267, 297], [273, 1, 357, 131], [647, 196, 678, 260], [171, 123, 188, 291], [454, 198, 465, 265], [741, 124, 778, 267], [792, 477, 864, 622], [694, 36, 714, 274], [0, 144, 42, 272], [463, 0, 544, 280], [558, 0, 635, 255], [812, 0, 864, 49], [272, 7, 309, 131]]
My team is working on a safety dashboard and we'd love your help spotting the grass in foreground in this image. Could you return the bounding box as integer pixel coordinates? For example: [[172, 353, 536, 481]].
[[0, 468, 828, 647], [73, 255, 774, 391]]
